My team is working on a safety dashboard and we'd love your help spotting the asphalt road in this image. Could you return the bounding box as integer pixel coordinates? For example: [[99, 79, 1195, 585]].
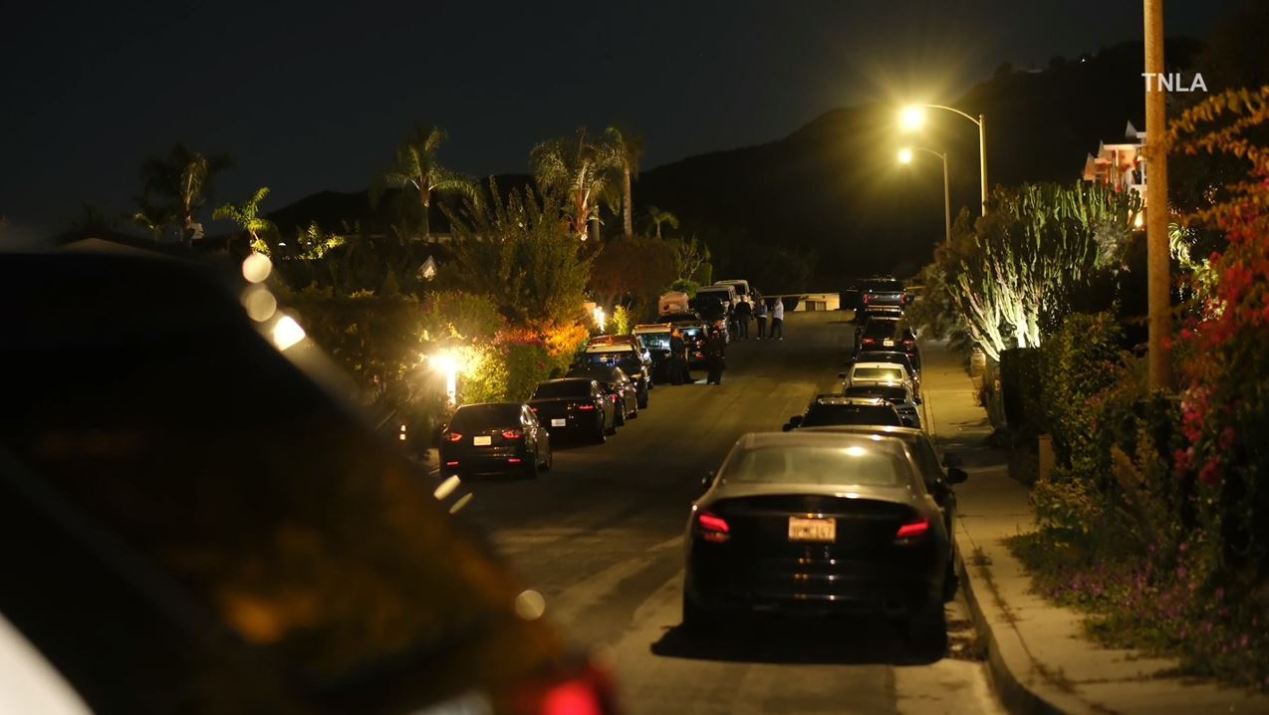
[[457, 311, 1003, 715]]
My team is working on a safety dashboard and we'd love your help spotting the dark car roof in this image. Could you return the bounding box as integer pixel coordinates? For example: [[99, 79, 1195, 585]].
[[708, 432, 919, 500], [0, 252, 558, 712]]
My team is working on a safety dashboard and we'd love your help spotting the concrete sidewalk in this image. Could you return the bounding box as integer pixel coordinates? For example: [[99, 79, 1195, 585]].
[[921, 340, 1269, 715]]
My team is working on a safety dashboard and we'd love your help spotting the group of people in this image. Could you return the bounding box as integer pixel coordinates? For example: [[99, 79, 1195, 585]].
[[666, 326, 729, 386], [729, 298, 784, 341]]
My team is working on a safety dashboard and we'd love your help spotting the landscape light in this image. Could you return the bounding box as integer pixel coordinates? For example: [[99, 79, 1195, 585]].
[[899, 106, 926, 132], [593, 306, 606, 332], [432, 351, 460, 405]]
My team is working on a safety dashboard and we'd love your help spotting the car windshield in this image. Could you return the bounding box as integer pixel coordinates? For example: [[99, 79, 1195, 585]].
[[449, 404, 522, 429], [639, 333, 672, 351], [533, 380, 591, 398], [802, 404, 903, 427], [582, 351, 640, 371], [853, 366, 906, 381], [725, 443, 911, 487]]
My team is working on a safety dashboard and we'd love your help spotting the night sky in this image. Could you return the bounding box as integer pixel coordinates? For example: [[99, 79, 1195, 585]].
[[0, 0, 1241, 240]]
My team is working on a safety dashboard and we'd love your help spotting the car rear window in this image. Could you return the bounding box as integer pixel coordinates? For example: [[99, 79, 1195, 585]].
[[852, 366, 906, 382], [802, 404, 903, 427], [725, 443, 910, 487], [639, 333, 671, 351], [532, 380, 591, 398], [449, 404, 522, 430], [863, 280, 904, 292], [844, 386, 908, 402], [863, 320, 901, 337]]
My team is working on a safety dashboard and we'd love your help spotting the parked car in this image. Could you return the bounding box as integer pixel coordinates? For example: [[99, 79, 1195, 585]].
[[799, 424, 968, 550], [529, 378, 618, 443], [713, 279, 759, 309], [578, 342, 651, 407], [632, 323, 675, 383], [440, 402, 553, 477], [782, 395, 905, 431], [694, 284, 738, 313], [844, 361, 916, 393], [856, 276, 909, 322], [689, 297, 730, 343], [842, 382, 921, 428], [847, 349, 922, 397], [855, 317, 918, 362], [567, 364, 640, 424], [661, 313, 709, 366], [683, 431, 961, 641], [0, 250, 615, 715]]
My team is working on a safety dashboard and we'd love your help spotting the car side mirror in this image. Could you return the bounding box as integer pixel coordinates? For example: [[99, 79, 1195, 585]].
[[943, 453, 963, 469], [947, 467, 969, 484], [787, 415, 803, 428], [900, 416, 916, 428]]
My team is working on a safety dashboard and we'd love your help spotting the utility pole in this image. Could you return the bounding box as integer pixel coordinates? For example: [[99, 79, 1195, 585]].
[[978, 113, 989, 216], [1144, 0, 1171, 390]]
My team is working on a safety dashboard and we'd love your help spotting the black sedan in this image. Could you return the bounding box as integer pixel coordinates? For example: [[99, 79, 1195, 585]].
[[782, 395, 905, 431], [529, 378, 617, 444], [683, 431, 959, 642], [567, 364, 640, 424], [440, 402, 552, 478]]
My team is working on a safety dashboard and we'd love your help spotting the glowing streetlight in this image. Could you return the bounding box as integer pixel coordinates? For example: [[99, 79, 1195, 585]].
[[432, 351, 459, 406], [593, 306, 606, 333], [899, 106, 926, 132], [897, 146, 952, 246], [899, 102, 989, 216]]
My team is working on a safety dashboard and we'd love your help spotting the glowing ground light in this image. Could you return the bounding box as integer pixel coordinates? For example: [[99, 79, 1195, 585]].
[[432, 351, 460, 405], [593, 306, 606, 332], [241, 252, 273, 283], [271, 314, 306, 351]]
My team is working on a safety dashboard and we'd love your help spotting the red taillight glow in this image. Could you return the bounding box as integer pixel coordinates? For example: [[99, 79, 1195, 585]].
[[862, 337, 877, 345], [502, 429, 523, 439], [445, 432, 463, 443], [863, 293, 872, 304], [445, 460, 459, 467], [697, 511, 730, 543], [508, 457, 523, 464], [577, 404, 596, 411], [541, 679, 605, 715], [895, 519, 930, 540]]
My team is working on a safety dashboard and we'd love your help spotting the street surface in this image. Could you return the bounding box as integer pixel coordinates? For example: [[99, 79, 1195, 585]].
[[459, 311, 1003, 714]]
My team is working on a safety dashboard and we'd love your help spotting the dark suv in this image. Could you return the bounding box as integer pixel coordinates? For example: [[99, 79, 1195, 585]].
[[855, 277, 908, 321]]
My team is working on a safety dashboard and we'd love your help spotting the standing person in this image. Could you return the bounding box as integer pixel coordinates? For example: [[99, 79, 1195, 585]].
[[705, 327, 727, 385], [754, 300, 769, 340], [771, 298, 785, 340], [733, 298, 752, 340], [669, 328, 687, 385]]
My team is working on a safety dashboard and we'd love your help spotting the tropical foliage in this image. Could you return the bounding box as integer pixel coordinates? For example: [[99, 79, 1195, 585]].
[[213, 186, 278, 254], [373, 124, 478, 240], [531, 128, 620, 242], [132, 144, 232, 243]]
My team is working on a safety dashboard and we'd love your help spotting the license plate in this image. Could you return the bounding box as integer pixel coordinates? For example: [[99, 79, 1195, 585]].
[[551, 418, 566, 427], [473, 435, 492, 446], [883, 338, 895, 347], [788, 516, 836, 543]]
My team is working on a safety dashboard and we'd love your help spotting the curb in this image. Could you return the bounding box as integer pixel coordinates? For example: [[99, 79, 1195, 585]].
[[955, 543, 1075, 715]]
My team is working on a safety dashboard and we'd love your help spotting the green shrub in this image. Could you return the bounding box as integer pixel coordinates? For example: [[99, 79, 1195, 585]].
[[1000, 347, 1042, 434], [502, 341, 554, 403], [1039, 312, 1124, 478]]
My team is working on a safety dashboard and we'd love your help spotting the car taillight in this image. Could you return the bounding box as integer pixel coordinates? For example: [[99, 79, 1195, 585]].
[[532, 668, 615, 715], [445, 432, 463, 443], [862, 337, 877, 345], [903, 339, 916, 348], [696, 511, 730, 543], [502, 429, 523, 439], [863, 293, 872, 304], [577, 403, 596, 411], [895, 518, 930, 542]]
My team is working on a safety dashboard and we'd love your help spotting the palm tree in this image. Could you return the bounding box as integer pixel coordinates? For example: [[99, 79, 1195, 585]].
[[605, 125, 644, 238], [531, 128, 621, 241], [136, 144, 232, 244], [645, 205, 679, 239], [213, 186, 278, 254], [374, 124, 477, 241]]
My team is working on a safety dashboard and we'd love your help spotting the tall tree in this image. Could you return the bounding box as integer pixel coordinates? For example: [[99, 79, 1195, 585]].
[[374, 125, 477, 241], [605, 125, 644, 238], [213, 186, 278, 254], [135, 144, 232, 244], [531, 128, 620, 242], [645, 205, 679, 239]]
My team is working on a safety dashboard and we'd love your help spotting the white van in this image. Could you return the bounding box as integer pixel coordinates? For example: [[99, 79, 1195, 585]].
[[713, 279, 755, 307], [693, 284, 737, 312]]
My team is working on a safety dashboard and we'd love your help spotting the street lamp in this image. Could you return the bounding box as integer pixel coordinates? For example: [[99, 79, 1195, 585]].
[[897, 146, 952, 246], [899, 103, 989, 216]]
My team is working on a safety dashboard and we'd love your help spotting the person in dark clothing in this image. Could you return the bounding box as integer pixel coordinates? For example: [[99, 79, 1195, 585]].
[[705, 327, 727, 385], [733, 299, 752, 339], [754, 300, 768, 339], [669, 328, 688, 385]]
